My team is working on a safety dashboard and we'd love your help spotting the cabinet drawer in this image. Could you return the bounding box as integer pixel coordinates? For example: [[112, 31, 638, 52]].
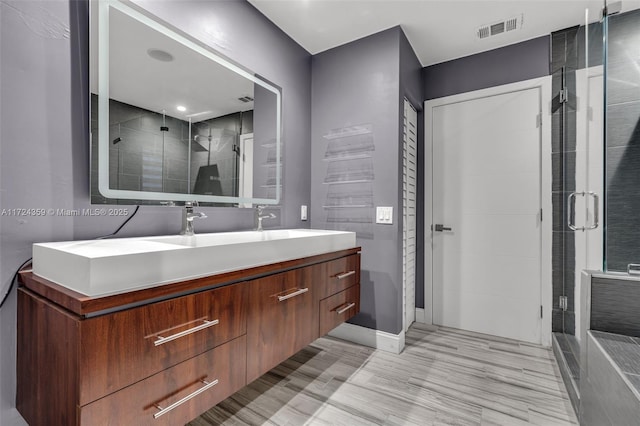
[[318, 254, 360, 299], [80, 335, 246, 426], [79, 283, 247, 405], [320, 284, 360, 336]]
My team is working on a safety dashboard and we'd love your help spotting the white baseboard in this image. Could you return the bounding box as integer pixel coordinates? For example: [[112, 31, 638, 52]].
[[415, 308, 426, 324], [327, 322, 405, 354]]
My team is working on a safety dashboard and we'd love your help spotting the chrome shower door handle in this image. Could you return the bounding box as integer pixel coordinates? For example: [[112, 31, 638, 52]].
[[567, 192, 583, 231], [585, 192, 599, 230], [568, 191, 599, 231]]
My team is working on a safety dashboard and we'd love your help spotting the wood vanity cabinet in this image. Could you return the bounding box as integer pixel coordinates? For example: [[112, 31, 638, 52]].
[[17, 247, 360, 426]]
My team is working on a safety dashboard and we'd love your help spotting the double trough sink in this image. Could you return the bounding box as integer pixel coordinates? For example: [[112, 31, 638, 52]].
[[32, 229, 356, 297]]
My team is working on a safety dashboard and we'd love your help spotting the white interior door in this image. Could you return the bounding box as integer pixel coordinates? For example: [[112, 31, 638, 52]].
[[431, 86, 544, 345]]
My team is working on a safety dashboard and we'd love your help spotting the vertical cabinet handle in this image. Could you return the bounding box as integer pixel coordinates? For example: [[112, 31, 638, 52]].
[[153, 378, 219, 419], [154, 319, 219, 346], [336, 271, 356, 280], [336, 302, 356, 315], [277, 287, 309, 302]]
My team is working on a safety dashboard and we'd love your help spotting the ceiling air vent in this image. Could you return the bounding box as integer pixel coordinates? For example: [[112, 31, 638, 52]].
[[238, 96, 254, 103], [477, 14, 522, 40]]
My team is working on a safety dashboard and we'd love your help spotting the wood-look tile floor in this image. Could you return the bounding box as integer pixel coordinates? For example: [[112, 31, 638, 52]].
[[188, 323, 578, 426]]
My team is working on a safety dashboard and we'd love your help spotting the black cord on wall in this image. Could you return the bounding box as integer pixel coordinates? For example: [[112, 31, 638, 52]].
[[0, 206, 141, 310], [95, 206, 140, 239], [0, 258, 33, 310]]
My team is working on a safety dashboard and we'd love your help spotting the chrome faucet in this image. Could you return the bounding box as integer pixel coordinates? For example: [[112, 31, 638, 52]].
[[181, 201, 207, 236], [255, 205, 276, 231]]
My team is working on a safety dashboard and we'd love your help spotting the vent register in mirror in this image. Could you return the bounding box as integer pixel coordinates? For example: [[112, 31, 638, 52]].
[[90, 0, 281, 206]]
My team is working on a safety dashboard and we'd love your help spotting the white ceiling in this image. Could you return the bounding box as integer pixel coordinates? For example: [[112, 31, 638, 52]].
[[248, 0, 640, 66]]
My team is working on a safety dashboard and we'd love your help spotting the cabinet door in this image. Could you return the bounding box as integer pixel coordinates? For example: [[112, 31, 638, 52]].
[[246, 267, 318, 383]]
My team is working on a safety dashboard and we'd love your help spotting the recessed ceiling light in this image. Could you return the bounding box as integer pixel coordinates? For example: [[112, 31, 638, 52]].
[[147, 48, 174, 62], [176, 105, 186, 112]]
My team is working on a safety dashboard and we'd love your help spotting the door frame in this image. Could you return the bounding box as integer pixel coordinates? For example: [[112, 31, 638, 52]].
[[423, 76, 553, 347], [238, 133, 254, 208]]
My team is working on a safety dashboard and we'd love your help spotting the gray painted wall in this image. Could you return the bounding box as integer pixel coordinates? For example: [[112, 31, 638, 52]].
[[0, 1, 311, 423], [310, 27, 420, 335], [423, 36, 550, 101]]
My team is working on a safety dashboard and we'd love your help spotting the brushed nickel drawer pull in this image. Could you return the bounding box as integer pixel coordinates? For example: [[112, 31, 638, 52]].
[[154, 319, 219, 346], [277, 288, 309, 302], [336, 302, 356, 315], [336, 270, 356, 280], [153, 378, 219, 419]]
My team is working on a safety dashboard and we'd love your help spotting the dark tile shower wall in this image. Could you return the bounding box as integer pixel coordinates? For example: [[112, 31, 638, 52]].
[[603, 9, 640, 272], [551, 8, 640, 331], [551, 28, 579, 334]]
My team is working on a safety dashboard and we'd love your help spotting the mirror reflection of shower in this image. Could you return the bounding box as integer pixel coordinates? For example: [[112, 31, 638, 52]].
[[190, 111, 250, 200]]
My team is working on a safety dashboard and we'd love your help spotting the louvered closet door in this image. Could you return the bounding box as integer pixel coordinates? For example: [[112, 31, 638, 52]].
[[403, 99, 417, 332]]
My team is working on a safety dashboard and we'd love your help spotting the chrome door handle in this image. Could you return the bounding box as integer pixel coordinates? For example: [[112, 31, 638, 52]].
[[433, 224, 452, 232], [586, 192, 599, 230], [568, 192, 580, 231]]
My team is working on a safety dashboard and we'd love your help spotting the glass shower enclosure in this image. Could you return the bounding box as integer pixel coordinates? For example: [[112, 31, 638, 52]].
[[555, 0, 640, 409]]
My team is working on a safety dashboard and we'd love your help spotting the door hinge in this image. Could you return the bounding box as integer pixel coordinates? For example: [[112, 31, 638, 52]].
[[540, 209, 543, 222], [559, 89, 568, 104], [559, 296, 568, 311], [536, 113, 542, 128], [540, 305, 543, 318]]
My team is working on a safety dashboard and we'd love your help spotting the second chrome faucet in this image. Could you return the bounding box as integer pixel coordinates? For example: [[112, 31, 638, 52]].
[[255, 205, 276, 231]]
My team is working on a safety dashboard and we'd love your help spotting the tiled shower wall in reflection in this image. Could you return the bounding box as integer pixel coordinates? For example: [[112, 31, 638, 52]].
[[90, 95, 252, 204]]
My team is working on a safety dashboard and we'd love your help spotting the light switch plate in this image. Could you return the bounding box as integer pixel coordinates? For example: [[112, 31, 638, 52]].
[[376, 206, 393, 224], [301, 205, 307, 221]]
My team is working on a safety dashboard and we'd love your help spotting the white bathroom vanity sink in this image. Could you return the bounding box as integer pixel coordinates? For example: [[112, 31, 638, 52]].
[[32, 229, 356, 296]]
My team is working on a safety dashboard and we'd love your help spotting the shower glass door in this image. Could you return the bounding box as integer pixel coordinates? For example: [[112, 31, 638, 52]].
[[601, 6, 640, 273], [552, 5, 605, 396]]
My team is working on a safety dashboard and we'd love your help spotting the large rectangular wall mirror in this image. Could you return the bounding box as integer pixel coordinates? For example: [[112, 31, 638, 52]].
[[90, 0, 281, 206]]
